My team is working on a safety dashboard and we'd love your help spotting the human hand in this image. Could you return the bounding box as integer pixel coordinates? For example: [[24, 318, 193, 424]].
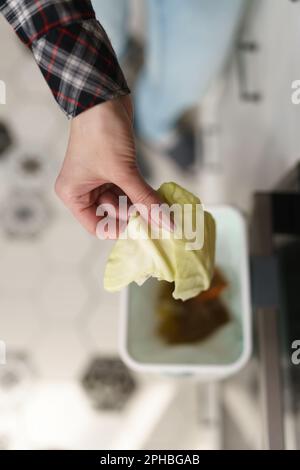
[[55, 95, 161, 237]]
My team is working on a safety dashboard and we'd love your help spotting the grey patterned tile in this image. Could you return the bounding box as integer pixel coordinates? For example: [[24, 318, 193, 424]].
[[0, 121, 13, 157], [8, 151, 53, 190], [0, 352, 36, 409], [81, 357, 136, 412], [0, 190, 51, 238]]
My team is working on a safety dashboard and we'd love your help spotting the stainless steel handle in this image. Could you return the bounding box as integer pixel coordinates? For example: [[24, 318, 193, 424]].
[[257, 306, 285, 449], [251, 193, 285, 449]]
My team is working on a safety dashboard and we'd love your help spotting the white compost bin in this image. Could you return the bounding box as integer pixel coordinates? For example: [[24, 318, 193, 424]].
[[119, 206, 252, 380]]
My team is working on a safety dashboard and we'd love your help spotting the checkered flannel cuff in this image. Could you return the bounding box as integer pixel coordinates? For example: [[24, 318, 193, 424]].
[[31, 18, 130, 118], [0, 0, 130, 117]]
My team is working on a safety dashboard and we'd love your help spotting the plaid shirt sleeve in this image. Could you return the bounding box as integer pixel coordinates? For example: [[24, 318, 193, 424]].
[[0, 0, 130, 118]]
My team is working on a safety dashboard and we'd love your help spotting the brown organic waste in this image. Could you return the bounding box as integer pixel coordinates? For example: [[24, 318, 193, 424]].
[[156, 268, 230, 344]]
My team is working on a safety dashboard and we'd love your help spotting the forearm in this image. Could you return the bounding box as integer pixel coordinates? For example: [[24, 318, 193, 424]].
[[0, 0, 130, 117]]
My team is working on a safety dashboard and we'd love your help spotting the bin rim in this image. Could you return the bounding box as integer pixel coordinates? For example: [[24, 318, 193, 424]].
[[118, 204, 252, 379]]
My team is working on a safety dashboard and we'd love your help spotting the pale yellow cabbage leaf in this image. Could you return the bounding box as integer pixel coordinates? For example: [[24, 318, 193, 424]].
[[104, 182, 216, 301]]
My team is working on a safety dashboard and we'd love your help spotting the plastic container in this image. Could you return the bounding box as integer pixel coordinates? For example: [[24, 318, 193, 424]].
[[119, 206, 252, 380]]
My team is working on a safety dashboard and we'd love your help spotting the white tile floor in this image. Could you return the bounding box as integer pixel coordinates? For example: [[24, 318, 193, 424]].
[[0, 0, 299, 450]]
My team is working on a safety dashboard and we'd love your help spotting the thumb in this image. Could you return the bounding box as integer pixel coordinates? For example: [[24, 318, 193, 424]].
[[116, 170, 162, 227]]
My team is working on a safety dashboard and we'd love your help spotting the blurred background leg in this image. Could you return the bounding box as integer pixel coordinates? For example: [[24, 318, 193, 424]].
[[135, 0, 246, 170]]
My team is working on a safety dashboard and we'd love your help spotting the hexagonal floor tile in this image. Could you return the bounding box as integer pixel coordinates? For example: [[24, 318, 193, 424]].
[[0, 17, 26, 76], [84, 292, 120, 353], [79, 238, 116, 300], [0, 241, 47, 295], [40, 214, 92, 268], [0, 296, 40, 349], [39, 271, 88, 320], [0, 351, 36, 409], [33, 323, 88, 379], [22, 381, 122, 449], [7, 149, 54, 191], [0, 190, 51, 239], [11, 51, 51, 102], [81, 357, 136, 412], [7, 101, 57, 150]]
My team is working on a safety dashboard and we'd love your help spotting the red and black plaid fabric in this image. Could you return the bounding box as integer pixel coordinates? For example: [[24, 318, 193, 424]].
[[0, 0, 130, 118]]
